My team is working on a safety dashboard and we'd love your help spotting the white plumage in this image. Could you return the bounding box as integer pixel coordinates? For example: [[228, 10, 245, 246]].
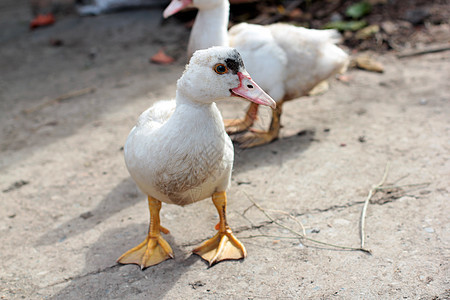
[[228, 22, 288, 102], [124, 48, 238, 206], [247, 23, 348, 100], [125, 97, 233, 206], [119, 46, 275, 268]]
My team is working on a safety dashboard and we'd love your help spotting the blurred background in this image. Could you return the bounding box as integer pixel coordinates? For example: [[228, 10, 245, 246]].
[[1, 1, 449, 299], [4, 0, 449, 52]]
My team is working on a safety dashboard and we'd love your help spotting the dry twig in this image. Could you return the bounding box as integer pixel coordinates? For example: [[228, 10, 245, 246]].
[[23, 87, 95, 114], [266, 208, 307, 236], [244, 192, 371, 253], [360, 162, 390, 249], [360, 165, 430, 248], [375, 182, 430, 191], [242, 166, 429, 255], [397, 44, 450, 58]]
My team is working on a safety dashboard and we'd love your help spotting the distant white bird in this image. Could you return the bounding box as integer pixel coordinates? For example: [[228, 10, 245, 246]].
[[164, 0, 349, 148], [118, 46, 276, 268]]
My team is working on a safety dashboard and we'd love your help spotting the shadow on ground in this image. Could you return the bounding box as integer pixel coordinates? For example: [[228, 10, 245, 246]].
[[0, 8, 188, 169], [36, 177, 142, 246], [232, 127, 315, 176], [50, 225, 199, 299]]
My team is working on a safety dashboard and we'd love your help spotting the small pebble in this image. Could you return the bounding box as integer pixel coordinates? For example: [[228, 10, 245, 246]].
[[49, 38, 64, 47], [237, 181, 251, 185], [419, 98, 428, 105], [80, 211, 94, 220], [330, 12, 343, 22], [89, 47, 97, 59], [424, 227, 434, 233]]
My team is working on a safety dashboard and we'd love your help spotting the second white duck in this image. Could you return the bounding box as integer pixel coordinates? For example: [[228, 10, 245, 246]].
[[164, 0, 349, 148]]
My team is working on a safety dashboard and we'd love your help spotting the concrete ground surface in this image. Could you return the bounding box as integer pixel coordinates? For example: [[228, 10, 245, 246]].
[[1, 1, 449, 299]]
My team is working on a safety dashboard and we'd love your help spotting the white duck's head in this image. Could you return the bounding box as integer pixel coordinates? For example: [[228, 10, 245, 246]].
[[163, 0, 226, 18], [177, 46, 276, 108]]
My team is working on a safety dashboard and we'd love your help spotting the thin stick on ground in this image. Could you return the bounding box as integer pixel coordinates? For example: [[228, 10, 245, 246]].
[[243, 166, 428, 254], [397, 44, 450, 58], [360, 162, 390, 249], [244, 192, 371, 253], [23, 86, 96, 114], [375, 182, 430, 190], [266, 208, 307, 236]]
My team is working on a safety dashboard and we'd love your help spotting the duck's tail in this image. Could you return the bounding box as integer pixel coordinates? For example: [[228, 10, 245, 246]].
[[320, 28, 343, 44]]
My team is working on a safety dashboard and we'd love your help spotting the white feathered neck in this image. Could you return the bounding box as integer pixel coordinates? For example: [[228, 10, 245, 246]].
[[188, 0, 229, 57]]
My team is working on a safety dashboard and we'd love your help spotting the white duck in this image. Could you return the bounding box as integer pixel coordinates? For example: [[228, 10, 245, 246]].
[[164, 0, 349, 148], [118, 46, 276, 268]]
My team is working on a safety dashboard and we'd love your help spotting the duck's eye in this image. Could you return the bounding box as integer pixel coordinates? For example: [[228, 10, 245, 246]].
[[214, 63, 228, 74]]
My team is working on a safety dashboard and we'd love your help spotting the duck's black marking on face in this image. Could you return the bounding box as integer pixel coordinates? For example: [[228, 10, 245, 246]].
[[224, 49, 244, 74]]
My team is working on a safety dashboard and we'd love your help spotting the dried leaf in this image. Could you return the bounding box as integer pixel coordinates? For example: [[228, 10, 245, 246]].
[[30, 14, 55, 29], [355, 24, 380, 39], [353, 55, 384, 73], [308, 81, 329, 96], [150, 49, 175, 65], [337, 74, 352, 83], [380, 21, 398, 35], [288, 8, 303, 19]]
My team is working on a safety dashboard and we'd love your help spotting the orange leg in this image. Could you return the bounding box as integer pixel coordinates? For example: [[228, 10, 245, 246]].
[[224, 102, 259, 134], [117, 196, 173, 269], [193, 192, 247, 266], [234, 100, 283, 148]]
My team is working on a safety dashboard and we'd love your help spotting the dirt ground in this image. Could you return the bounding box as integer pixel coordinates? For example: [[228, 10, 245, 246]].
[[1, 0, 449, 299]]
